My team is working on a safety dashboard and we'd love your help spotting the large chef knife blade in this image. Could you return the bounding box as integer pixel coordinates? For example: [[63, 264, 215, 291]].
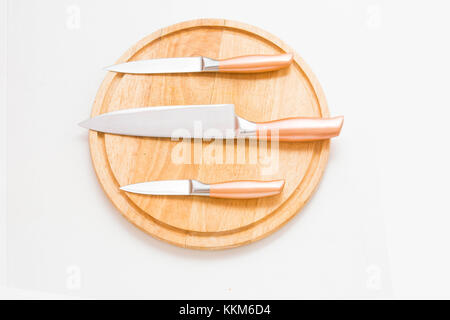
[[79, 104, 238, 139], [79, 104, 344, 141]]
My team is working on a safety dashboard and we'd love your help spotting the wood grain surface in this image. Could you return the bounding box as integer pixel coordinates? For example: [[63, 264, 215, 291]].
[[88, 19, 331, 249]]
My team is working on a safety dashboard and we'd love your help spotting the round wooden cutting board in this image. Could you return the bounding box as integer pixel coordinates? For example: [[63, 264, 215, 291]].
[[88, 19, 331, 249]]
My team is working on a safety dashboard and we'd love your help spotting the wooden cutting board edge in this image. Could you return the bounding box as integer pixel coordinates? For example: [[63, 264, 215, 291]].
[[87, 19, 331, 250]]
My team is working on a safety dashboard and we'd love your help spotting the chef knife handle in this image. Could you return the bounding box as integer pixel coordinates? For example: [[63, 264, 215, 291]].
[[217, 53, 293, 73], [255, 116, 344, 142], [209, 180, 285, 199]]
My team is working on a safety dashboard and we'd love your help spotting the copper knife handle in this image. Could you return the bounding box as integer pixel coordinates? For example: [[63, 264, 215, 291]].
[[255, 116, 344, 141], [217, 53, 293, 73], [209, 180, 285, 199]]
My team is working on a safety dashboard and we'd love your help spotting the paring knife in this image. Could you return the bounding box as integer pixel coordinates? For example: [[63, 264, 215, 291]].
[[120, 179, 285, 199], [105, 53, 293, 74], [79, 104, 344, 141]]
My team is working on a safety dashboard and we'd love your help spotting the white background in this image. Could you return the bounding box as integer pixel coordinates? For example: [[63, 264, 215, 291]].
[[1, 0, 450, 299]]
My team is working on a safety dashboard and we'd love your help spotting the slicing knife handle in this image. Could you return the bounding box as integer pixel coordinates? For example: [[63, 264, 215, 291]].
[[209, 180, 285, 199], [218, 53, 293, 73], [255, 116, 344, 142]]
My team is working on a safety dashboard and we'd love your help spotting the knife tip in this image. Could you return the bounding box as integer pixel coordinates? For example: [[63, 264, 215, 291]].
[[120, 185, 138, 194], [104, 64, 123, 73], [119, 186, 130, 193], [78, 119, 91, 129], [119, 185, 133, 193]]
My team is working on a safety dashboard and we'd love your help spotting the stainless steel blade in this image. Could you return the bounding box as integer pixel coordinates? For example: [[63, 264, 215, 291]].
[[120, 180, 211, 196], [120, 180, 192, 196], [79, 104, 237, 138], [105, 57, 204, 74]]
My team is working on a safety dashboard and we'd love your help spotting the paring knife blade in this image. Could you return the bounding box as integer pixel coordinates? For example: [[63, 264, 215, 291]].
[[105, 54, 294, 74], [120, 180, 193, 196], [120, 179, 285, 199], [79, 104, 344, 142]]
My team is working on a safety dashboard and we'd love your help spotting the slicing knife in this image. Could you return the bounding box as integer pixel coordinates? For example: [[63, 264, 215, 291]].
[[105, 53, 294, 74]]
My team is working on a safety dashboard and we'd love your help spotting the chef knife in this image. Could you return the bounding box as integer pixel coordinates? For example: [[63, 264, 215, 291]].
[[79, 104, 343, 141], [105, 53, 293, 74], [120, 179, 285, 199]]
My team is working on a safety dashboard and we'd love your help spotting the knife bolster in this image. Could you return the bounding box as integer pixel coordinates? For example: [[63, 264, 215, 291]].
[[236, 116, 257, 138], [202, 57, 220, 72], [190, 180, 210, 196]]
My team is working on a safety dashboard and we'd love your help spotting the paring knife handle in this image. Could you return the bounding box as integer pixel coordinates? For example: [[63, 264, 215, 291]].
[[218, 54, 293, 73], [256, 116, 344, 142], [209, 180, 285, 199]]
